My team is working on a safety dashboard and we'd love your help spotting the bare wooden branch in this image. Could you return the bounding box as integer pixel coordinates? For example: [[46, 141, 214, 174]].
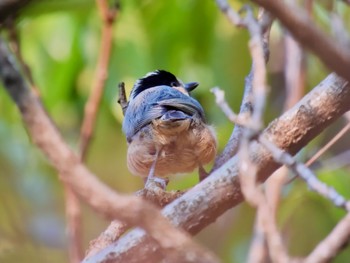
[[64, 185, 83, 263], [259, 135, 350, 211], [79, 0, 118, 160], [306, 121, 350, 167], [212, 4, 273, 170], [117, 82, 128, 115]]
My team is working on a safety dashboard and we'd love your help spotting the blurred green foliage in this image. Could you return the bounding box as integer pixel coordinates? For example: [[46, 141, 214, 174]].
[[0, 0, 350, 262]]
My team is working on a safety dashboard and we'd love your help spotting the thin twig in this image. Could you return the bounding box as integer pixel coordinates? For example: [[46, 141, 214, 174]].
[[211, 9, 289, 258], [266, 27, 306, 222], [284, 118, 350, 185], [214, 0, 243, 26], [210, 87, 251, 127], [235, 7, 287, 262], [212, 4, 273, 170], [79, 0, 118, 159], [117, 82, 128, 115], [306, 121, 350, 167], [259, 135, 350, 212], [64, 185, 83, 263]]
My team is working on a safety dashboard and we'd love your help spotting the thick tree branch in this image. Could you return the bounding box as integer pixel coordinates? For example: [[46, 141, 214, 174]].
[[0, 39, 219, 263], [89, 73, 350, 261]]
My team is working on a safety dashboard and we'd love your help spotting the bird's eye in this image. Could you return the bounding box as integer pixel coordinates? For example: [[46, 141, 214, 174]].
[[170, 82, 178, 87]]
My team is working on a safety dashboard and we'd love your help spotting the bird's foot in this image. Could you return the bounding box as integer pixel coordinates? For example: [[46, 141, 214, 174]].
[[145, 176, 168, 190], [198, 165, 209, 181]]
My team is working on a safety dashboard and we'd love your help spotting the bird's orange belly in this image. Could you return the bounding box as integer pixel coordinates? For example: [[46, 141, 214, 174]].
[[127, 124, 217, 178]]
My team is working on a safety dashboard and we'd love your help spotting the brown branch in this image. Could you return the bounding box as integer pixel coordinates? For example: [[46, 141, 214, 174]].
[[88, 71, 350, 261], [259, 135, 350, 211], [258, 134, 350, 262], [64, 185, 83, 263], [212, 4, 273, 170], [117, 81, 128, 115], [0, 39, 219, 263], [79, 0, 118, 159], [85, 188, 185, 257], [251, 0, 350, 83], [265, 29, 306, 226], [235, 9, 289, 261], [306, 121, 350, 167]]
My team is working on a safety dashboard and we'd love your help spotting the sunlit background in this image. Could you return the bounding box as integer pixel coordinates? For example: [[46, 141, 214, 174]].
[[1, 0, 350, 262]]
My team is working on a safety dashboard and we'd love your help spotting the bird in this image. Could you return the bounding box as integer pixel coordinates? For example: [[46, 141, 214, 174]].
[[122, 70, 217, 185]]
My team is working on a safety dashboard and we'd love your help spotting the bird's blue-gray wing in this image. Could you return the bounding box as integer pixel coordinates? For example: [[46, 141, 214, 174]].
[[122, 86, 205, 141]]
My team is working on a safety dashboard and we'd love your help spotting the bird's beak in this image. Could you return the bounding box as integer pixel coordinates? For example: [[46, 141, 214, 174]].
[[184, 82, 199, 92]]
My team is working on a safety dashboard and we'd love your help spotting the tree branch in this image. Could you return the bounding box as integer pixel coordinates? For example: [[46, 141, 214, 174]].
[[212, 5, 273, 170], [88, 72, 350, 261], [79, 0, 118, 159]]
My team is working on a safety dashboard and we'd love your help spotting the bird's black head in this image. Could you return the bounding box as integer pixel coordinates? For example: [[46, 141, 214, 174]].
[[130, 70, 199, 100]]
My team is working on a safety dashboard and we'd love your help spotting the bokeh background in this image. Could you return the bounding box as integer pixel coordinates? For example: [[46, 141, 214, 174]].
[[1, 0, 350, 262]]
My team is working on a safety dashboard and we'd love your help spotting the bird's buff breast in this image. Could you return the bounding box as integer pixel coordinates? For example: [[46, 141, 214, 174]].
[[126, 121, 217, 178]]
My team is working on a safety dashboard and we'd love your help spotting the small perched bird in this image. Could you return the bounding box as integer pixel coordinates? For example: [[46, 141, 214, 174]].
[[122, 70, 217, 182]]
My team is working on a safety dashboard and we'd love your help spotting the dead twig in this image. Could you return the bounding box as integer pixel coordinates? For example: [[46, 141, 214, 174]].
[[259, 135, 350, 212], [79, 0, 119, 159], [117, 81, 128, 115], [212, 3, 273, 170]]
